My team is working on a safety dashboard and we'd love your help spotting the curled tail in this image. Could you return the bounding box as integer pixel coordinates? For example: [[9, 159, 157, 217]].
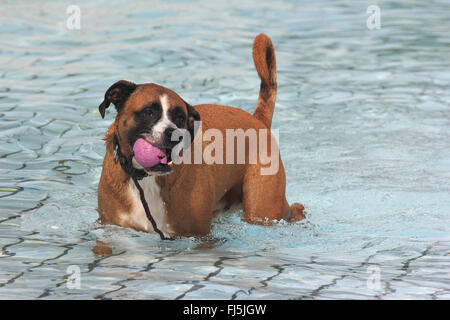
[[252, 34, 277, 129]]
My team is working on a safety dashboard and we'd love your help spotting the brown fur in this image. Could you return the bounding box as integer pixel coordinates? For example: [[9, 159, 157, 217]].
[[253, 34, 277, 129], [97, 34, 305, 237]]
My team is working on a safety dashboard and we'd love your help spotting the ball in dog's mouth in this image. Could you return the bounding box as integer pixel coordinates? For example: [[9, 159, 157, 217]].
[[132, 138, 173, 173]]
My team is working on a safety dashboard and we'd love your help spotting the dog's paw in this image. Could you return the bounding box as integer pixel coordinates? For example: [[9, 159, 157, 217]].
[[289, 203, 306, 222]]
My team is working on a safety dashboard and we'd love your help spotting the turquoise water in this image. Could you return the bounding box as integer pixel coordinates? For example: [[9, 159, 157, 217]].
[[1, 0, 449, 299]]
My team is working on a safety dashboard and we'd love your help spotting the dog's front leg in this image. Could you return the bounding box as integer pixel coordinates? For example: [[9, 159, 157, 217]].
[[164, 186, 214, 237]]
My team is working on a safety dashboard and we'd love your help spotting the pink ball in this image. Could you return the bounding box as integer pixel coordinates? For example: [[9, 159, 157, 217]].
[[133, 138, 167, 169]]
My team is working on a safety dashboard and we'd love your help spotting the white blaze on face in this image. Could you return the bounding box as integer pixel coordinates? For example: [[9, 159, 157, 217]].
[[152, 94, 177, 142]]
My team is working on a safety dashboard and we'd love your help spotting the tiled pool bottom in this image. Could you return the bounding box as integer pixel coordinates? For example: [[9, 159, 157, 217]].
[[1, 217, 449, 299], [2, 188, 450, 299], [1, 0, 450, 299]]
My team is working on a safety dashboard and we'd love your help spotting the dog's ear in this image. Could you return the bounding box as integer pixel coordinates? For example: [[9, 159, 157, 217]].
[[185, 102, 200, 140], [98, 80, 137, 118]]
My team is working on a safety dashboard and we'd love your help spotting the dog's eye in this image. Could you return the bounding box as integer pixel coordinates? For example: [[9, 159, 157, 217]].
[[174, 114, 185, 126], [143, 108, 153, 117]]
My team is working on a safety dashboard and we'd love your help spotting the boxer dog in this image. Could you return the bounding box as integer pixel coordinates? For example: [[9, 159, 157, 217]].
[[97, 34, 305, 238]]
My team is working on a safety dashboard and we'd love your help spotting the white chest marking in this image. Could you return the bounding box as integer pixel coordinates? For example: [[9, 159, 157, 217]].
[[152, 94, 177, 139], [125, 176, 172, 235]]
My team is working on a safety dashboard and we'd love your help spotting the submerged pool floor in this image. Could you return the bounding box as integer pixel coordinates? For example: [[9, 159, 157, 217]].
[[0, 0, 449, 299]]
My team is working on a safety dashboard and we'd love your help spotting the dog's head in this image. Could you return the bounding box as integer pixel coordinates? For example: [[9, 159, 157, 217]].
[[98, 80, 200, 175]]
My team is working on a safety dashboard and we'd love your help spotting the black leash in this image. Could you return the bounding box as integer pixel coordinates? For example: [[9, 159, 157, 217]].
[[130, 174, 174, 241], [113, 135, 174, 241], [113, 135, 148, 180]]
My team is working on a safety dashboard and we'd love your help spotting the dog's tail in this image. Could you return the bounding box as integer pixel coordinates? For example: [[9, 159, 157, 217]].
[[252, 34, 277, 129]]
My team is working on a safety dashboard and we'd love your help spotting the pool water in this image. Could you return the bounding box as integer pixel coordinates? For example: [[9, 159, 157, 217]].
[[1, 0, 449, 299]]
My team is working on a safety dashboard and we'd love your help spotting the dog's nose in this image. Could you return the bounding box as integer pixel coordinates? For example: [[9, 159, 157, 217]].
[[164, 127, 175, 138], [164, 127, 177, 146]]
